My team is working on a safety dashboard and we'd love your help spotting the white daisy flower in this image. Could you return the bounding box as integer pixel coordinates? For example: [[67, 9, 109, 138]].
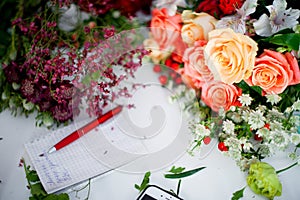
[[290, 133, 300, 145], [194, 124, 210, 136], [248, 110, 265, 130], [238, 94, 253, 106], [267, 108, 285, 121], [222, 119, 235, 135], [240, 137, 253, 151], [256, 127, 270, 139], [288, 152, 298, 160], [257, 105, 267, 113], [266, 94, 282, 105], [270, 121, 283, 130], [254, 0, 300, 36], [242, 110, 251, 122], [258, 144, 273, 157], [292, 99, 300, 111], [224, 137, 242, 159], [228, 112, 243, 123], [270, 129, 290, 149]]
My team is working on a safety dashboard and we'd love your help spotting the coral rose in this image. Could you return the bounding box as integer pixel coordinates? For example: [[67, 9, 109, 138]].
[[181, 41, 214, 88], [246, 49, 300, 94], [146, 8, 187, 63], [181, 11, 218, 46], [201, 80, 242, 112], [204, 28, 258, 84], [150, 8, 182, 49]]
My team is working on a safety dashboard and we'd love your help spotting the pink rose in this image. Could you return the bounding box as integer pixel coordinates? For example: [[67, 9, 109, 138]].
[[246, 49, 300, 94], [181, 41, 214, 88], [201, 80, 242, 112]]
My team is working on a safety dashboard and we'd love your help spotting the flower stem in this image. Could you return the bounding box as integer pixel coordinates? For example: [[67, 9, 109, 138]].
[[276, 162, 298, 174], [176, 179, 182, 196]]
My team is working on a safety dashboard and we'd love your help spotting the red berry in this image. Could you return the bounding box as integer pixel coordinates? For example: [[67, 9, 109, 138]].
[[159, 75, 168, 85], [169, 71, 177, 79], [170, 62, 179, 70], [203, 136, 211, 145], [264, 123, 270, 130], [153, 65, 161, 73], [165, 58, 172, 68], [254, 134, 263, 141], [218, 142, 228, 151], [175, 76, 182, 84]]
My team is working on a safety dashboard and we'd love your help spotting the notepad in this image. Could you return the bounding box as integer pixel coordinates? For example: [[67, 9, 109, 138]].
[[24, 77, 195, 194], [24, 115, 146, 193]]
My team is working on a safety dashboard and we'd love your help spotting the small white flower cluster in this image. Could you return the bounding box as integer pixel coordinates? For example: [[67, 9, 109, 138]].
[[209, 97, 300, 171]]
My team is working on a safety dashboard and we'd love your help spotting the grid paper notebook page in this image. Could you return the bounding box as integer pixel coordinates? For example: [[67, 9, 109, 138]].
[[24, 115, 146, 193]]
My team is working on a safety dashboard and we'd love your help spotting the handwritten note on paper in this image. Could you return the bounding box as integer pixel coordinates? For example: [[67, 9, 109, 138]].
[[24, 118, 143, 193]]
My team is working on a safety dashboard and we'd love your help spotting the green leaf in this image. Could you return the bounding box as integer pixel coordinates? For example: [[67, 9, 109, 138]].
[[26, 168, 39, 182], [266, 33, 300, 51], [43, 193, 70, 200], [164, 166, 206, 179], [135, 171, 151, 192], [231, 187, 245, 200], [250, 85, 263, 96], [168, 166, 186, 174], [30, 183, 47, 197], [236, 80, 249, 91]]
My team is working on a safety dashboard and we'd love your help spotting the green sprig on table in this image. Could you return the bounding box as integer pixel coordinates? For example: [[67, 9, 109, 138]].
[[22, 159, 69, 200], [135, 165, 206, 197]]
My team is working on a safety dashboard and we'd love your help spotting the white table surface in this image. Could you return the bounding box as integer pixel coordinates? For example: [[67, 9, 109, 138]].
[[1, 109, 300, 200]]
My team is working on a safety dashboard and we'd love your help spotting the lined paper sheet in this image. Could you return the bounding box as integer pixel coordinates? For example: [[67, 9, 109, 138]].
[[24, 116, 145, 193]]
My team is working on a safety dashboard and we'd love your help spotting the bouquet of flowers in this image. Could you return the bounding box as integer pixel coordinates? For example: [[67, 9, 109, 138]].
[[0, 0, 151, 127], [144, 0, 300, 199]]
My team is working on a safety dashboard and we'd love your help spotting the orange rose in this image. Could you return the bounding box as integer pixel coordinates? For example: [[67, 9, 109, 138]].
[[181, 41, 214, 88], [201, 80, 242, 112], [181, 11, 218, 46], [204, 28, 258, 84], [246, 49, 300, 94]]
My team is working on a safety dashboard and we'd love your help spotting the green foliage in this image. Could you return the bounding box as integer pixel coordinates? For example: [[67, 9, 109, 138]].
[[231, 187, 245, 200], [23, 159, 69, 200], [164, 166, 206, 179], [168, 166, 186, 174], [134, 171, 151, 192], [262, 33, 300, 51]]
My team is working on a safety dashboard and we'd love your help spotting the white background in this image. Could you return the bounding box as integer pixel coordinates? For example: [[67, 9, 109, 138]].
[[1, 108, 300, 200]]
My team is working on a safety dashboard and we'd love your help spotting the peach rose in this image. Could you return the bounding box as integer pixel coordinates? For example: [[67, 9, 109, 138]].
[[181, 11, 218, 46], [181, 41, 214, 88], [150, 8, 182, 49], [201, 80, 242, 112], [204, 28, 258, 85], [246, 49, 300, 94]]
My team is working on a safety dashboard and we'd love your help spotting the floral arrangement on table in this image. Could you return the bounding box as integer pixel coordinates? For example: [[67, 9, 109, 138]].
[[0, 0, 151, 127], [144, 0, 300, 199]]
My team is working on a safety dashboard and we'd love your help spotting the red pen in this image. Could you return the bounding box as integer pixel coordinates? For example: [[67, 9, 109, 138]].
[[46, 105, 123, 154]]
